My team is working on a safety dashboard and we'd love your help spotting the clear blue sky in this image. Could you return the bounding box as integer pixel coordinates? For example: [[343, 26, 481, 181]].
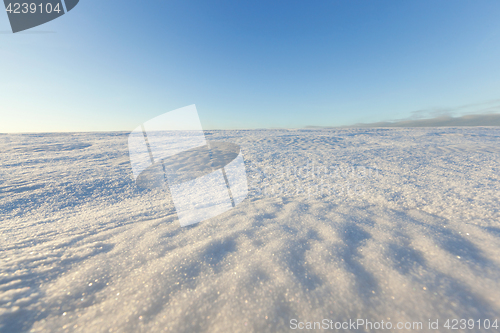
[[1, 0, 500, 132]]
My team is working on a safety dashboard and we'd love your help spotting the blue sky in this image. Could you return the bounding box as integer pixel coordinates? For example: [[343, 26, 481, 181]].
[[1, 0, 500, 132]]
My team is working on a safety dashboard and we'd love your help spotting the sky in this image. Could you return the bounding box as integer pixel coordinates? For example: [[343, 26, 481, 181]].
[[1, 0, 500, 132]]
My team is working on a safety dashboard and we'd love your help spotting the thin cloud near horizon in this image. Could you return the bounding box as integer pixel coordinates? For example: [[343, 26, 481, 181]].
[[408, 99, 500, 120], [348, 113, 500, 128]]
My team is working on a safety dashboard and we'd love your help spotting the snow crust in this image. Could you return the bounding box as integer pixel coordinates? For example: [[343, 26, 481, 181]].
[[1, 128, 500, 332]]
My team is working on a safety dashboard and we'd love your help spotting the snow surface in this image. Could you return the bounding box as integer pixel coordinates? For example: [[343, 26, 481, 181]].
[[1, 128, 500, 332]]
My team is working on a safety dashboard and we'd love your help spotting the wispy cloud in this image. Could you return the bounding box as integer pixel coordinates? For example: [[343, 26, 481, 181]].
[[408, 99, 500, 120], [344, 99, 500, 127], [351, 114, 500, 127]]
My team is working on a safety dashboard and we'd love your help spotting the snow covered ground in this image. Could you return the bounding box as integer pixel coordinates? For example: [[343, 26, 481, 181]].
[[1, 128, 500, 332]]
